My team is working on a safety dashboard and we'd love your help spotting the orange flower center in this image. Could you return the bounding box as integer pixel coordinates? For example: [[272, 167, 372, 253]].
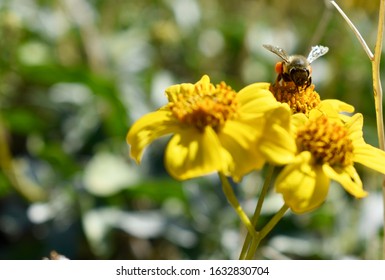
[[168, 81, 239, 131], [296, 115, 354, 167], [270, 82, 321, 115]]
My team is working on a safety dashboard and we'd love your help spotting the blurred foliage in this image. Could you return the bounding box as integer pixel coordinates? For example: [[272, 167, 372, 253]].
[[0, 0, 384, 260]]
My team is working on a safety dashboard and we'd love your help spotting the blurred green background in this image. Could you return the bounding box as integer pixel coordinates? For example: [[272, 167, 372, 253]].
[[0, 0, 384, 259]]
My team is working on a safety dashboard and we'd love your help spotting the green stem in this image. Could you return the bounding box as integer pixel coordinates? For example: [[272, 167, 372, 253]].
[[332, 0, 385, 260], [245, 204, 289, 260], [218, 172, 257, 239], [373, 0, 385, 260], [239, 165, 275, 259], [371, 0, 385, 151]]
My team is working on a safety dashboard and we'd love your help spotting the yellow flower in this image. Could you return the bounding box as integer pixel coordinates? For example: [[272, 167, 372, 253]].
[[261, 106, 385, 214], [127, 75, 285, 181]]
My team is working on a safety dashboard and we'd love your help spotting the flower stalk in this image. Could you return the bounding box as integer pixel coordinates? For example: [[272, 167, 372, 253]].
[[244, 204, 289, 260], [373, 0, 385, 260], [331, 0, 385, 259], [372, 0, 385, 152], [218, 172, 257, 239], [239, 165, 275, 259]]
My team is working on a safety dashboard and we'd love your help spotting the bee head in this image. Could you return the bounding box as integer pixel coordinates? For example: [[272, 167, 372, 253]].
[[285, 56, 311, 88], [289, 68, 311, 88]]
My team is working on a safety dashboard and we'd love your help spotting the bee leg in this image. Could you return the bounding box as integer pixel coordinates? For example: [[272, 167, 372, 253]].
[[274, 73, 282, 86], [303, 77, 312, 90]]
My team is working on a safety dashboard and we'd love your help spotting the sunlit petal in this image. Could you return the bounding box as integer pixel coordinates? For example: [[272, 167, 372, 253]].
[[290, 113, 308, 132], [310, 100, 354, 124], [165, 83, 193, 102], [259, 106, 296, 165], [323, 164, 367, 198], [275, 152, 330, 214], [165, 75, 212, 102], [320, 99, 355, 114], [127, 108, 180, 163], [346, 113, 365, 144], [219, 120, 265, 181], [354, 143, 385, 174], [237, 83, 279, 118], [165, 126, 232, 180]]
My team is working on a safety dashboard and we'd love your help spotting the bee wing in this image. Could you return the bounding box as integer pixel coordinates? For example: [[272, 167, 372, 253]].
[[307, 45, 329, 63], [263, 44, 290, 63]]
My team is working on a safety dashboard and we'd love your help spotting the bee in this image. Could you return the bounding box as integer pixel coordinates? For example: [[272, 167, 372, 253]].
[[263, 44, 329, 89]]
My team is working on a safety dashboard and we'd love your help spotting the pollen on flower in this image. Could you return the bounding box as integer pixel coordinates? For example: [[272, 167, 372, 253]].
[[270, 82, 321, 115], [168, 80, 239, 131], [296, 115, 354, 167]]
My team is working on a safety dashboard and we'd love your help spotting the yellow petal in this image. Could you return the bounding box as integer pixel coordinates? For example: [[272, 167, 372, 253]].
[[165, 75, 213, 102], [323, 164, 367, 198], [291, 113, 308, 132], [127, 108, 180, 163], [310, 100, 354, 124], [165, 84, 191, 102], [354, 143, 385, 174], [345, 113, 367, 147], [275, 152, 330, 214], [309, 103, 338, 121], [237, 83, 279, 118], [259, 106, 297, 165], [346, 113, 385, 174], [320, 99, 355, 114], [218, 120, 265, 182], [195, 74, 212, 90], [165, 126, 232, 180]]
